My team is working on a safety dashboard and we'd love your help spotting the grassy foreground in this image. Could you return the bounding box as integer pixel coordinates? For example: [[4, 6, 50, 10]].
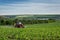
[[0, 21, 60, 40]]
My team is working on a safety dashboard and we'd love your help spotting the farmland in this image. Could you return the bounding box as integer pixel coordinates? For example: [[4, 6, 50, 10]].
[[0, 20, 60, 40]]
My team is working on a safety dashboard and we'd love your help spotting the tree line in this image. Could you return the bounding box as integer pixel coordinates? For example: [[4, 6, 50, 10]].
[[0, 18, 56, 25]]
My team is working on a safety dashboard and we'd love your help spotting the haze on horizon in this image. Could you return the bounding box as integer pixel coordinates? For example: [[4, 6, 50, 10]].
[[0, 0, 60, 15]]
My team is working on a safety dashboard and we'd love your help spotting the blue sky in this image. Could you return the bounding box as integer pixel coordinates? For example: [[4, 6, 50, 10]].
[[0, 0, 60, 15]]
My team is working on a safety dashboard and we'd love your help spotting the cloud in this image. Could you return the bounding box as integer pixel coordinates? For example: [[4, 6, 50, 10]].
[[0, 3, 60, 15], [31, 0, 60, 3]]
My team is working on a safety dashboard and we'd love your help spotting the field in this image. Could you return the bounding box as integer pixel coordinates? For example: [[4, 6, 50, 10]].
[[0, 20, 60, 40]]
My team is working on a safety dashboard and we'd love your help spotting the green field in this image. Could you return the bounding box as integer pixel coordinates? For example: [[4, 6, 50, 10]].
[[0, 20, 60, 40]]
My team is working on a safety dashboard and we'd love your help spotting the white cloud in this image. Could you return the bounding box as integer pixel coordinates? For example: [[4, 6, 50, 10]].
[[0, 3, 60, 15]]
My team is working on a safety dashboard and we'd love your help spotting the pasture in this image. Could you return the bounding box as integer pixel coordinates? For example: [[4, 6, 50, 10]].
[[0, 20, 60, 40]]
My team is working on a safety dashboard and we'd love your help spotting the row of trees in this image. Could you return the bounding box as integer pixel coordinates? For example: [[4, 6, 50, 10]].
[[0, 19, 14, 25], [19, 19, 55, 24], [0, 18, 56, 25]]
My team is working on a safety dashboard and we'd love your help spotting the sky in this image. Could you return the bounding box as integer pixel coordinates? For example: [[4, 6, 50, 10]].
[[0, 0, 60, 15]]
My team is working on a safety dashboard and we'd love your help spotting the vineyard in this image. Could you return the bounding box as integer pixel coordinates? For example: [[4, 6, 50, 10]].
[[0, 20, 60, 40]]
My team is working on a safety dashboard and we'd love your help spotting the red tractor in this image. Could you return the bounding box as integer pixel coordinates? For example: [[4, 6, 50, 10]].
[[14, 22, 24, 28]]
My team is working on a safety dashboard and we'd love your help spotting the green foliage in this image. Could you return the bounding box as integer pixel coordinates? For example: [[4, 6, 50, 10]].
[[0, 19, 5, 25], [0, 20, 59, 40], [0, 17, 56, 25], [19, 19, 55, 24], [48, 19, 56, 23], [0, 21, 60, 40], [0, 18, 14, 25]]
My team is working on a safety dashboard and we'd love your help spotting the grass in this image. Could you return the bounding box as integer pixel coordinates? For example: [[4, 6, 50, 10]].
[[0, 20, 60, 40]]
